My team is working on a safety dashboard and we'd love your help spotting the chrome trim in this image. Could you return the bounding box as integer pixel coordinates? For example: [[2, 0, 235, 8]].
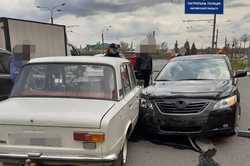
[[0, 153, 118, 162]]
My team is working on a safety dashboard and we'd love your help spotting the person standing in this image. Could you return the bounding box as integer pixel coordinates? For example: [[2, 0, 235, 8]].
[[135, 52, 152, 87], [105, 43, 121, 58]]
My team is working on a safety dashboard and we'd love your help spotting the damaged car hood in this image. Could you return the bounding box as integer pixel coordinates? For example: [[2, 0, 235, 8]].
[[143, 80, 233, 99]]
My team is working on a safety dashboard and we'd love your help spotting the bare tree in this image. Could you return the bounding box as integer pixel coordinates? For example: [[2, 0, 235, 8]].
[[240, 34, 248, 50]]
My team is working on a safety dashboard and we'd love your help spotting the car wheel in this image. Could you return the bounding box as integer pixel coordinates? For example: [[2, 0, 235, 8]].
[[112, 138, 128, 166]]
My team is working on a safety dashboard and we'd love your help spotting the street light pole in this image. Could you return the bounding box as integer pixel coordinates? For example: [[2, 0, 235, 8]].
[[101, 25, 112, 54], [37, 3, 66, 24], [102, 32, 105, 54]]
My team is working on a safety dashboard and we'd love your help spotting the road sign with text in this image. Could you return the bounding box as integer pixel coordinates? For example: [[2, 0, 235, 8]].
[[185, 0, 224, 14]]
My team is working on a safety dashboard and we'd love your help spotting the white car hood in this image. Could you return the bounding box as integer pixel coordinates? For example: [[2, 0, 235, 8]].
[[0, 98, 115, 128]]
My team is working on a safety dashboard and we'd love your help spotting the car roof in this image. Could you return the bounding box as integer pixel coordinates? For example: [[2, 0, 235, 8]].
[[29, 56, 129, 67], [172, 54, 226, 61]]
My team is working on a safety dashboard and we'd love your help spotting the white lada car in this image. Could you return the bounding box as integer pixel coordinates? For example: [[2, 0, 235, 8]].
[[0, 56, 141, 166]]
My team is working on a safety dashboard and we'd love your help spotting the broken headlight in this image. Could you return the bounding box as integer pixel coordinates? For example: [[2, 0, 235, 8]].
[[140, 97, 154, 110], [213, 95, 237, 110]]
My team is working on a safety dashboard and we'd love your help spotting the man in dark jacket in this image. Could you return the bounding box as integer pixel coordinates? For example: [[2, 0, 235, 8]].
[[105, 43, 121, 58], [135, 52, 153, 87]]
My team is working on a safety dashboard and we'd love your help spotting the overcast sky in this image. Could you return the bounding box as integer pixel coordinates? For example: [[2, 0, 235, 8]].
[[0, 0, 249, 49]]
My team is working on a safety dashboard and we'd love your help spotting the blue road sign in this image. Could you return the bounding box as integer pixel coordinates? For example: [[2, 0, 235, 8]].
[[185, 0, 224, 14]]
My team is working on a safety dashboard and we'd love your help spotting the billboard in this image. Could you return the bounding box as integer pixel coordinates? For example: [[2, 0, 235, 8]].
[[185, 0, 224, 14]]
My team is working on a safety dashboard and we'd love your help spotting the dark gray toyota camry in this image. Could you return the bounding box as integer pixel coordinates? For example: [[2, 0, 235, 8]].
[[139, 54, 247, 136]]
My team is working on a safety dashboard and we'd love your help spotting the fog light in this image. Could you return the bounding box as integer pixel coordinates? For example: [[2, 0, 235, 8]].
[[83, 142, 96, 149]]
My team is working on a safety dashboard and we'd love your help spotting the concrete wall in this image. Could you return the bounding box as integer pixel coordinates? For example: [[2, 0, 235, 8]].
[[8, 19, 66, 59]]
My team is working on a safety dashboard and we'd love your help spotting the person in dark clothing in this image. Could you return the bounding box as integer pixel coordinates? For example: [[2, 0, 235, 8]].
[[105, 43, 121, 58], [135, 53, 153, 87]]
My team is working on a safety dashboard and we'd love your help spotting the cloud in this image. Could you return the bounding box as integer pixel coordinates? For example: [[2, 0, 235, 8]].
[[186, 25, 207, 33], [225, 2, 250, 8], [0, 0, 50, 22], [35, 0, 183, 17]]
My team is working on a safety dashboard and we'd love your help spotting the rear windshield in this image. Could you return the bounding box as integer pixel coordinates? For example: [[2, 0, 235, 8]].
[[11, 63, 117, 100]]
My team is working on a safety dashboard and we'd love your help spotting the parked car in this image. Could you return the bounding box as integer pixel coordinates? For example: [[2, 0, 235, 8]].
[[139, 54, 247, 136], [0, 48, 13, 101], [0, 56, 141, 166]]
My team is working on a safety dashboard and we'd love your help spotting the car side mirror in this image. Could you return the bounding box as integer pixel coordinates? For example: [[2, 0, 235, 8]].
[[234, 70, 247, 78]]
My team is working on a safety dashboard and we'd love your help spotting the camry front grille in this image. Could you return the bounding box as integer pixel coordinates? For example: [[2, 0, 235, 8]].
[[155, 101, 209, 114]]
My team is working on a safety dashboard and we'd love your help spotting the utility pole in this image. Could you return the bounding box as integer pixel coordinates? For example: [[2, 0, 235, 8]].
[[102, 32, 105, 54], [211, 14, 217, 50], [215, 28, 219, 49]]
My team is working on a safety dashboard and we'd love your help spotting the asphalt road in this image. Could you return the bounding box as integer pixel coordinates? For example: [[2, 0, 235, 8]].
[[127, 77, 250, 166]]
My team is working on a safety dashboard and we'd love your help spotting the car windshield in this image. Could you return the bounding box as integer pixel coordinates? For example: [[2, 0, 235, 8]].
[[156, 58, 231, 81], [11, 63, 117, 100]]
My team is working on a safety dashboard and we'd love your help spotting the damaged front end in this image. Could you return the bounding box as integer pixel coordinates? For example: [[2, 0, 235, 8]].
[[139, 91, 238, 137]]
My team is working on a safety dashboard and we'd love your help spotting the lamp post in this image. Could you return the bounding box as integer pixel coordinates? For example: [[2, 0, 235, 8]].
[[101, 25, 112, 54], [37, 3, 66, 24]]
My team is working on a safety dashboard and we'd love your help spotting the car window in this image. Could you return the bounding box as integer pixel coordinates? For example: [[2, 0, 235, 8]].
[[121, 64, 131, 95], [11, 63, 117, 100]]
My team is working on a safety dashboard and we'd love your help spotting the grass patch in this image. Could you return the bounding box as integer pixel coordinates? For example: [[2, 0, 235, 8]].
[[230, 57, 248, 71]]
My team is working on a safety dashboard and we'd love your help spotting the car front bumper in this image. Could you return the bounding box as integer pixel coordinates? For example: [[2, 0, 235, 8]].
[[0, 153, 118, 165], [139, 104, 238, 136]]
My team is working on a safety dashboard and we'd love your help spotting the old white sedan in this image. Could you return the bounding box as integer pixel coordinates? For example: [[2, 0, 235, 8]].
[[0, 56, 141, 166]]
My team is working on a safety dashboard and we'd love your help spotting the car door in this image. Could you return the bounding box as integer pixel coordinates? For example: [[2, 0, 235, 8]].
[[127, 63, 140, 125], [120, 63, 140, 128]]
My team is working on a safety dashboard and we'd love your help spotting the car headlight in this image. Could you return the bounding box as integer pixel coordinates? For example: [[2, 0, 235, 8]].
[[140, 97, 154, 110], [213, 95, 237, 110]]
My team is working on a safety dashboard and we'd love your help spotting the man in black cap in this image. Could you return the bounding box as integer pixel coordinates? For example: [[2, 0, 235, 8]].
[[105, 43, 121, 58], [135, 52, 152, 87]]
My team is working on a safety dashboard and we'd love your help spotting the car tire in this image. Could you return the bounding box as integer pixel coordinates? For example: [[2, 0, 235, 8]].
[[112, 138, 128, 166]]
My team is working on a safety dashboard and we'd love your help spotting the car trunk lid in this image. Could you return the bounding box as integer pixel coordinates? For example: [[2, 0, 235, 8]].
[[0, 98, 115, 128]]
